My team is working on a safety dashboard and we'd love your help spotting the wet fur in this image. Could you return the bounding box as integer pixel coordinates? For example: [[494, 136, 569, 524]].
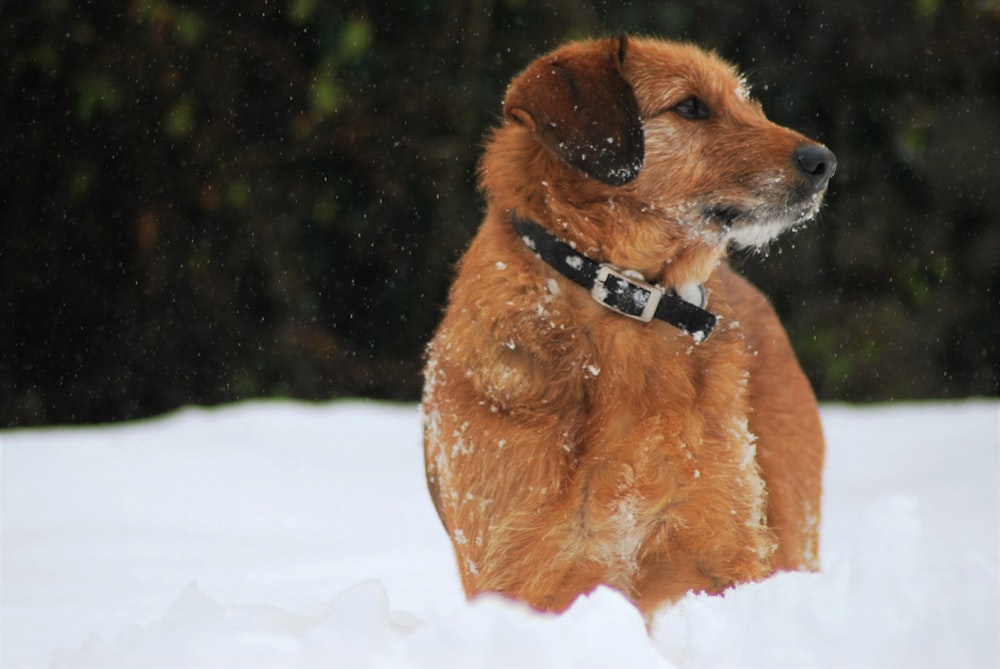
[[423, 36, 828, 617]]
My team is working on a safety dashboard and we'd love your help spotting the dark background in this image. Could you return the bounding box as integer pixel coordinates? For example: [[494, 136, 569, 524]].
[[2, 1, 998, 427]]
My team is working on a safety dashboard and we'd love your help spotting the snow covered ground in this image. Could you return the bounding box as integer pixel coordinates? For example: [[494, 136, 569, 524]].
[[2, 399, 998, 668]]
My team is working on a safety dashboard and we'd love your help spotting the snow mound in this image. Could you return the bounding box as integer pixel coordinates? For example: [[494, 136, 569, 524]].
[[2, 400, 998, 667]]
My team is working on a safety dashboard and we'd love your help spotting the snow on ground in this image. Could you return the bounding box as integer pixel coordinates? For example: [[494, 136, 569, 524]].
[[1, 399, 998, 668]]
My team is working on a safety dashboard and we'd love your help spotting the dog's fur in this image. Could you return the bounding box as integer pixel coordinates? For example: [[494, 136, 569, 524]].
[[422, 36, 832, 617]]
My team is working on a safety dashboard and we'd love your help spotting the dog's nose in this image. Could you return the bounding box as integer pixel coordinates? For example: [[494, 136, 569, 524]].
[[794, 144, 837, 191]]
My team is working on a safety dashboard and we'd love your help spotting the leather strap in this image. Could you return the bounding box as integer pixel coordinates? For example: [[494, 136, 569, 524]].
[[512, 215, 718, 341]]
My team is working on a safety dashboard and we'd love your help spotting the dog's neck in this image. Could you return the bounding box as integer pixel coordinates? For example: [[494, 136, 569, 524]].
[[512, 214, 719, 341]]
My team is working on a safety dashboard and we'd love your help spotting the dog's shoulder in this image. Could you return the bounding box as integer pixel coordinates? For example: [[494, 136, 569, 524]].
[[432, 216, 594, 409]]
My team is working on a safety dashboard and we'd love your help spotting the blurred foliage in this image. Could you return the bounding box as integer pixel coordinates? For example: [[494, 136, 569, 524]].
[[1, 0, 998, 426]]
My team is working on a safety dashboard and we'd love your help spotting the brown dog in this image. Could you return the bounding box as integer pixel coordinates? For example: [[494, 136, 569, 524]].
[[423, 35, 833, 618]]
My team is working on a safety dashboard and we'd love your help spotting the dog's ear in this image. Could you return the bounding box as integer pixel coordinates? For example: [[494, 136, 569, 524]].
[[504, 36, 644, 186]]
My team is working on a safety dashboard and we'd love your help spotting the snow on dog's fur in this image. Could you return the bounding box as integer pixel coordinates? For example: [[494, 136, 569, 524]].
[[423, 35, 834, 618]]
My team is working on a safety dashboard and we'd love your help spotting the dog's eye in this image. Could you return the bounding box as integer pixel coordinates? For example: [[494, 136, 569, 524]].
[[674, 97, 710, 120]]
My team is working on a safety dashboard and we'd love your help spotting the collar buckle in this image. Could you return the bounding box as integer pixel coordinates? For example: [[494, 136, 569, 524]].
[[592, 264, 664, 323]]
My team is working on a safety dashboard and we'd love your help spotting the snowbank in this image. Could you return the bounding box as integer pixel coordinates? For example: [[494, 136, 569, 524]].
[[2, 400, 997, 667]]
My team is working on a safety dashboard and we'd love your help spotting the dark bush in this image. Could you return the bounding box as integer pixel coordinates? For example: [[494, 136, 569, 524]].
[[2, 1, 997, 426]]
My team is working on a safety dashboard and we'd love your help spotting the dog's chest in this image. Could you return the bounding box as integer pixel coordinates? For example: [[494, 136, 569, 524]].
[[576, 323, 765, 573]]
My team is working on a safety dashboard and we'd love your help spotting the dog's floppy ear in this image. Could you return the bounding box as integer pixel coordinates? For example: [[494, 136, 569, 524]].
[[503, 36, 644, 186]]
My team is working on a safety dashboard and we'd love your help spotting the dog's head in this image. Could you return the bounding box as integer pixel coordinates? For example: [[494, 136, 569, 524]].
[[498, 35, 836, 254]]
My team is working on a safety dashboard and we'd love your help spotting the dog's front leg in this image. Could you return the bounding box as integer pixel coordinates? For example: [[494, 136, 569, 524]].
[[424, 354, 610, 612]]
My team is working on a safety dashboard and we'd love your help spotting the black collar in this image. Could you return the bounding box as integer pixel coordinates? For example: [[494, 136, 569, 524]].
[[512, 215, 718, 341]]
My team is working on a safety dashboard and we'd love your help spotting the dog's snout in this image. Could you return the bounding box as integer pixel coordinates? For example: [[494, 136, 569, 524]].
[[793, 144, 837, 191]]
